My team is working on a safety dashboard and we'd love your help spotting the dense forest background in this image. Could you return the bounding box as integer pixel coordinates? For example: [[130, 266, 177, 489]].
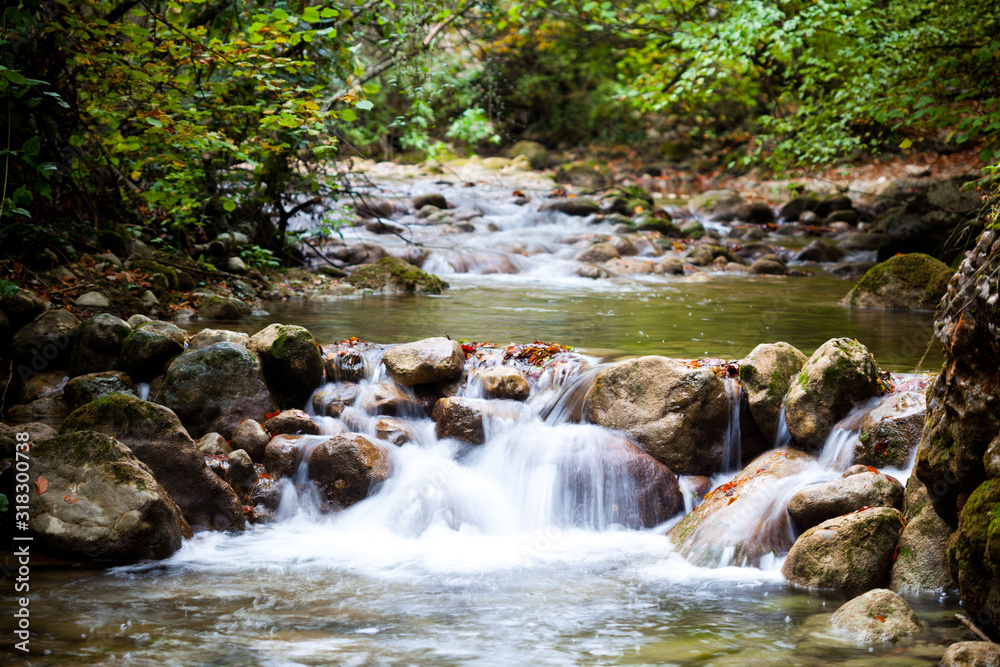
[[2, 0, 999, 266]]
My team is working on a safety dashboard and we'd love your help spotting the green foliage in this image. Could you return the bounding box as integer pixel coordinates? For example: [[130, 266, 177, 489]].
[[240, 244, 281, 268], [0, 278, 20, 298]]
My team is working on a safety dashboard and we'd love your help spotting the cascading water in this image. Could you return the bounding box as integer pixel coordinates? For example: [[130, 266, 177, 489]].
[[721, 376, 742, 472]]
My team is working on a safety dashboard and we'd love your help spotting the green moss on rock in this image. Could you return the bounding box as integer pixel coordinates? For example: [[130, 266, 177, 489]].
[[843, 253, 952, 311], [346, 256, 448, 294]]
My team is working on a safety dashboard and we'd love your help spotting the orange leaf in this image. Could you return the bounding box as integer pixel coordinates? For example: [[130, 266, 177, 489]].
[[265, 410, 281, 420], [64, 494, 72, 502], [875, 615, 886, 623], [867, 465, 879, 474], [35, 476, 48, 494]]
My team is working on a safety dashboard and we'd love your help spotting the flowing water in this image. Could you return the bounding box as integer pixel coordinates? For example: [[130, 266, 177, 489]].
[[12, 172, 961, 665]]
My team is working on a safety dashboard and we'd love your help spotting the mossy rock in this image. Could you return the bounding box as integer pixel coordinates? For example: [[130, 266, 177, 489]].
[[555, 159, 613, 190], [947, 478, 1000, 640], [739, 342, 808, 443], [130, 260, 179, 290], [346, 256, 448, 294], [841, 253, 952, 311], [248, 323, 324, 407]]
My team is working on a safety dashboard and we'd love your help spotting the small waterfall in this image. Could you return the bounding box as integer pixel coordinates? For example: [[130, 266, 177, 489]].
[[721, 377, 742, 472], [817, 396, 884, 471], [774, 405, 792, 448], [137, 382, 151, 401]]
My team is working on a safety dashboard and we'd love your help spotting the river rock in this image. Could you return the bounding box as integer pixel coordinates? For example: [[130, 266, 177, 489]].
[[782, 506, 904, 590], [739, 342, 808, 443], [382, 336, 465, 387], [121, 320, 185, 381], [509, 140, 549, 169], [265, 408, 320, 436], [795, 240, 845, 263], [949, 478, 1000, 640], [0, 288, 47, 333], [69, 313, 130, 377], [940, 642, 1000, 667], [478, 366, 530, 401], [156, 342, 276, 440], [432, 396, 486, 445], [829, 588, 922, 643], [539, 197, 602, 217], [855, 391, 926, 468], [691, 190, 748, 222], [669, 450, 814, 566], [749, 258, 786, 275], [412, 193, 448, 210], [0, 421, 58, 448], [375, 418, 410, 446], [63, 371, 137, 411], [196, 432, 231, 456], [248, 323, 325, 407], [780, 196, 820, 222], [188, 328, 250, 350], [555, 160, 612, 189], [841, 253, 952, 311], [783, 338, 880, 452], [26, 431, 191, 562], [307, 433, 392, 508], [264, 434, 308, 478], [345, 256, 447, 294], [11, 309, 80, 372], [196, 295, 252, 320], [889, 475, 955, 593], [787, 470, 904, 531], [8, 395, 69, 424], [312, 382, 360, 417], [225, 419, 266, 462], [226, 449, 257, 502], [575, 242, 620, 263], [355, 198, 395, 218], [359, 383, 436, 417], [586, 356, 728, 475], [322, 342, 374, 382], [60, 393, 245, 532]]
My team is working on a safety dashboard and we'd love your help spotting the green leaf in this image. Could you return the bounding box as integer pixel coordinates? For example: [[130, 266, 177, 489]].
[[272, 8, 289, 20], [899, 138, 912, 149], [356, 100, 374, 111], [320, 7, 338, 18], [22, 136, 40, 156], [340, 108, 357, 122], [222, 198, 237, 212]]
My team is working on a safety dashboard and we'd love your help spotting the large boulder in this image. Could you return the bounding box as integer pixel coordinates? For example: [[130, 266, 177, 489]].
[[155, 342, 277, 440], [382, 336, 465, 387], [10, 309, 80, 373], [69, 313, 130, 376], [121, 320, 185, 381], [948, 478, 1000, 639], [940, 642, 1000, 667], [248, 323, 324, 408], [783, 338, 881, 451], [739, 342, 808, 443], [856, 391, 926, 468], [63, 371, 137, 411], [782, 506, 904, 590], [60, 394, 245, 532], [307, 433, 392, 508], [346, 256, 447, 295], [787, 468, 904, 531], [585, 356, 728, 475], [27, 431, 190, 562], [668, 450, 814, 566], [829, 588, 922, 643], [841, 253, 952, 311], [916, 230, 1000, 528], [889, 475, 955, 593], [432, 397, 486, 445]]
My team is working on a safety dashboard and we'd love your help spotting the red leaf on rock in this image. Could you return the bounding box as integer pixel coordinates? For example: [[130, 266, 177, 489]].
[[35, 476, 48, 494], [265, 410, 281, 420], [867, 465, 879, 474], [875, 615, 886, 623]]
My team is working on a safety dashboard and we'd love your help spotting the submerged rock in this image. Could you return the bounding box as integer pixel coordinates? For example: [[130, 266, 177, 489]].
[[383, 336, 465, 387], [668, 450, 814, 566], [27, 431, 191, 562], [841, 253, 952, 311], [156, 342, 277, 440], [783, 338, 880, 452], [856, 391, 926, 468], [61, 394, 245, 532], [312, 382, 360, 417], [307, 433, 392, 508], [889, 475, 955, 593], [782, 506, 904, 590], [787, 469, 904, 531], [249, 323, 325, 408], [829, 588, 922, 643], [739, 342, 808, 443], [586, 356, 728, 475]]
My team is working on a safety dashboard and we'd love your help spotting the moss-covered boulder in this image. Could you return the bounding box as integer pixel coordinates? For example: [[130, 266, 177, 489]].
[[431, 396, 487, 445], [555, 159, 613, 189], [69, 313, 130, 377], [787, 468, 904, 531], [129, 259, 179, 290], [690, 190, 749, 222], [156, 342, 277, 439], [668, 450, 814, 566], [346, 256, 447, 294], [829, 588, 922, 643], [509, 140, 549, 169], [586, 356, 728, 475], [856, 391, 926, 468], [10, 309, 80, 371], [60, 394, 245, 532], [889, 475, 955, 593], [841, 253, 952, 311], [307, 433, 392, 508], [196, 295, 252, 320], [783, 338, 881, 452], [382, 336, 465, 387], [27, 431, 191, 562], [121, 320, 185, 381], [739, 342, 808, 443], [782, 506, 904, 590], [63, 371, 137, 411], [249, 323, 325, 408], [948, 478, 1000, 639]]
